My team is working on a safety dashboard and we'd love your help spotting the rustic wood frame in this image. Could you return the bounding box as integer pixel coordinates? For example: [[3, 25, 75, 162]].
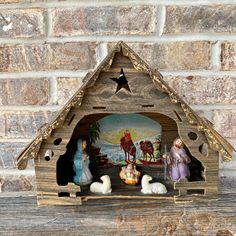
[[16, 41, 235, 205]]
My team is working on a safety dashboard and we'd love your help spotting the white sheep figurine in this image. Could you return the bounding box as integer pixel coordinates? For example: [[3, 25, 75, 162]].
[[141, 174, 167, 194], [90, 175, 112, 194]]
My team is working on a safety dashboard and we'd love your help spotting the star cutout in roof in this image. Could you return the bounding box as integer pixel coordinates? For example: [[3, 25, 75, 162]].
[[110, 68, 131, 93]]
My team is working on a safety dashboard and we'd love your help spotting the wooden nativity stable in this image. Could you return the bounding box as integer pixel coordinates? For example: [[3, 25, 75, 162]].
[[17, 41, 235, 205]]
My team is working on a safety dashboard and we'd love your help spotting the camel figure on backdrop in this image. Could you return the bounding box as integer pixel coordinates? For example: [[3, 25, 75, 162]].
[[139, 140, 155, 162]]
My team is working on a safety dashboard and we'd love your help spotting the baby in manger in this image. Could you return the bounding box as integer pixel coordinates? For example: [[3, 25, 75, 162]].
[[120, 163, 141, 185]]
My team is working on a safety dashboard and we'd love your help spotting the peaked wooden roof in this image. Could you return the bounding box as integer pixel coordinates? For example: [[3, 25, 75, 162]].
[[17, 41, 235, 170]]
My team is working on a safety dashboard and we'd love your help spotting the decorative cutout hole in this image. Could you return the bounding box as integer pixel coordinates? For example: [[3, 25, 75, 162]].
[[174, 110, 182, 122], [68, 114, 76, 126], [44, 150, 54, 161], [199, 143, 208, 157], [142, 104, 154, 108], [54, 138, 62, 146], [110, 68, 131, 94], [93, 106, 106, 110], [188, 132, 198, 141], [58, 192, 70, 197], [187, 189, 205, 195]]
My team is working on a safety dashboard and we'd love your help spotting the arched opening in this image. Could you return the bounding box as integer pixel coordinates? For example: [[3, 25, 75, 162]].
[[56, 112, 205, 194], [184, 147, 205, 182]]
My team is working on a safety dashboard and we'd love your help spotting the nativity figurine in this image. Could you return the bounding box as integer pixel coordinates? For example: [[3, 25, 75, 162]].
[[141, 174, 167, 194], [169, 137, 191, 182], [90, 175, 112, 194], [73, 139, 93, 185], [119, 163, 141, 185]]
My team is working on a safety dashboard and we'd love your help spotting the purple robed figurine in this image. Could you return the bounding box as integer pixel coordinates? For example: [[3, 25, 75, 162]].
[[169, 137, 191, 182]]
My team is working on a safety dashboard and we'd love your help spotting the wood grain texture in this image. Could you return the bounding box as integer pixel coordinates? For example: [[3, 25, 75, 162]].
[[0, 176, 235, 236], [31, 50, 221, 204], [15, 44, 231, 205]]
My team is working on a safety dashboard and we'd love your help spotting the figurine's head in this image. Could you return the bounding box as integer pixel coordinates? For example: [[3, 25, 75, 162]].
[[173, 137, 183, 148], [82, 140, 87, 150], [143, 174, 152, 182], [126, 163, 133, 170], [100, 175, 110, 183]]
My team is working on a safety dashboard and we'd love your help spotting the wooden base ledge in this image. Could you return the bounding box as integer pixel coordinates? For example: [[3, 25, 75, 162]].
[[81, 195, 175, 202]]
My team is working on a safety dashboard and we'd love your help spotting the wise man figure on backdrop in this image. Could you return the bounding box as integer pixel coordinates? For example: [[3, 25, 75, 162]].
[[124, 129, 132, 141], [169, 137, 191, 182]]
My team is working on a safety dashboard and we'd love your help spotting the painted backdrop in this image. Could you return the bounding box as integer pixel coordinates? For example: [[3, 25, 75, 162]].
[[93, 114, 162, 164]]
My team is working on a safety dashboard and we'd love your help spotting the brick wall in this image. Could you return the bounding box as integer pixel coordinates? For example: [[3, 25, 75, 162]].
[[0, 0, 235, 192]]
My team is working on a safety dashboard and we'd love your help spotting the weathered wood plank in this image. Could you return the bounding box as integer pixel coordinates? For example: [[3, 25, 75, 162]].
[[38, 197, 82, 206], [0, 176, 235, 236]]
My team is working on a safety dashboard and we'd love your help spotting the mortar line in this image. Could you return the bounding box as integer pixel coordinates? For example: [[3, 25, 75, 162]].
[[40, 35, 236, 42], [0, 0, 236, 9], [219, 170, 236, 177], [46, 8, 53, 38], [0, 169, 35, 175], [191, 104, 236, 110], [0, 192, 37, 197], [0, 70, 236, 79], [156, 5, 166, 36], [0, 34, 236, 44], [0, 71, 89, 79], [48, 77, 58, 105], [211, 41, 221, 71], [160, 70, 236, 77], [96, 42, 108, 66], [0, 138, 34, 142], [0, 105, 62, 112]]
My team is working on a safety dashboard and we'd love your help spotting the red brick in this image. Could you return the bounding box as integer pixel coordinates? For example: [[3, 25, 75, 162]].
[[0, 175, 36, 192], [128, 41, 211, 70], [213, 110, 236, 138], [0, 142, 28, 169], [221, 42, 236, 71], [6, 111, 57, 138], [0, 9, 45, 38], [164, 5, 236, 34], [57, 77, 83, 105], [0, 42, 97, 72], [0, 78, 49, 105], [52, 6, 157, 36], [165, 76, 236, 105]]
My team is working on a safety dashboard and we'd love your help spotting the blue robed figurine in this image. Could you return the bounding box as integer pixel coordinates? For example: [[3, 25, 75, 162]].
[[73, 139, 93, 185]]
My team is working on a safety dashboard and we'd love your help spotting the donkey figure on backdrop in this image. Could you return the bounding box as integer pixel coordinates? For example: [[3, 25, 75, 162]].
[[120, 137, 136, 163]]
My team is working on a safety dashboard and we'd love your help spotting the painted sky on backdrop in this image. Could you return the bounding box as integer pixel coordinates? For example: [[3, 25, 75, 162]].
[[96, 114, 162, 144], [98, 114, 161, 131]]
